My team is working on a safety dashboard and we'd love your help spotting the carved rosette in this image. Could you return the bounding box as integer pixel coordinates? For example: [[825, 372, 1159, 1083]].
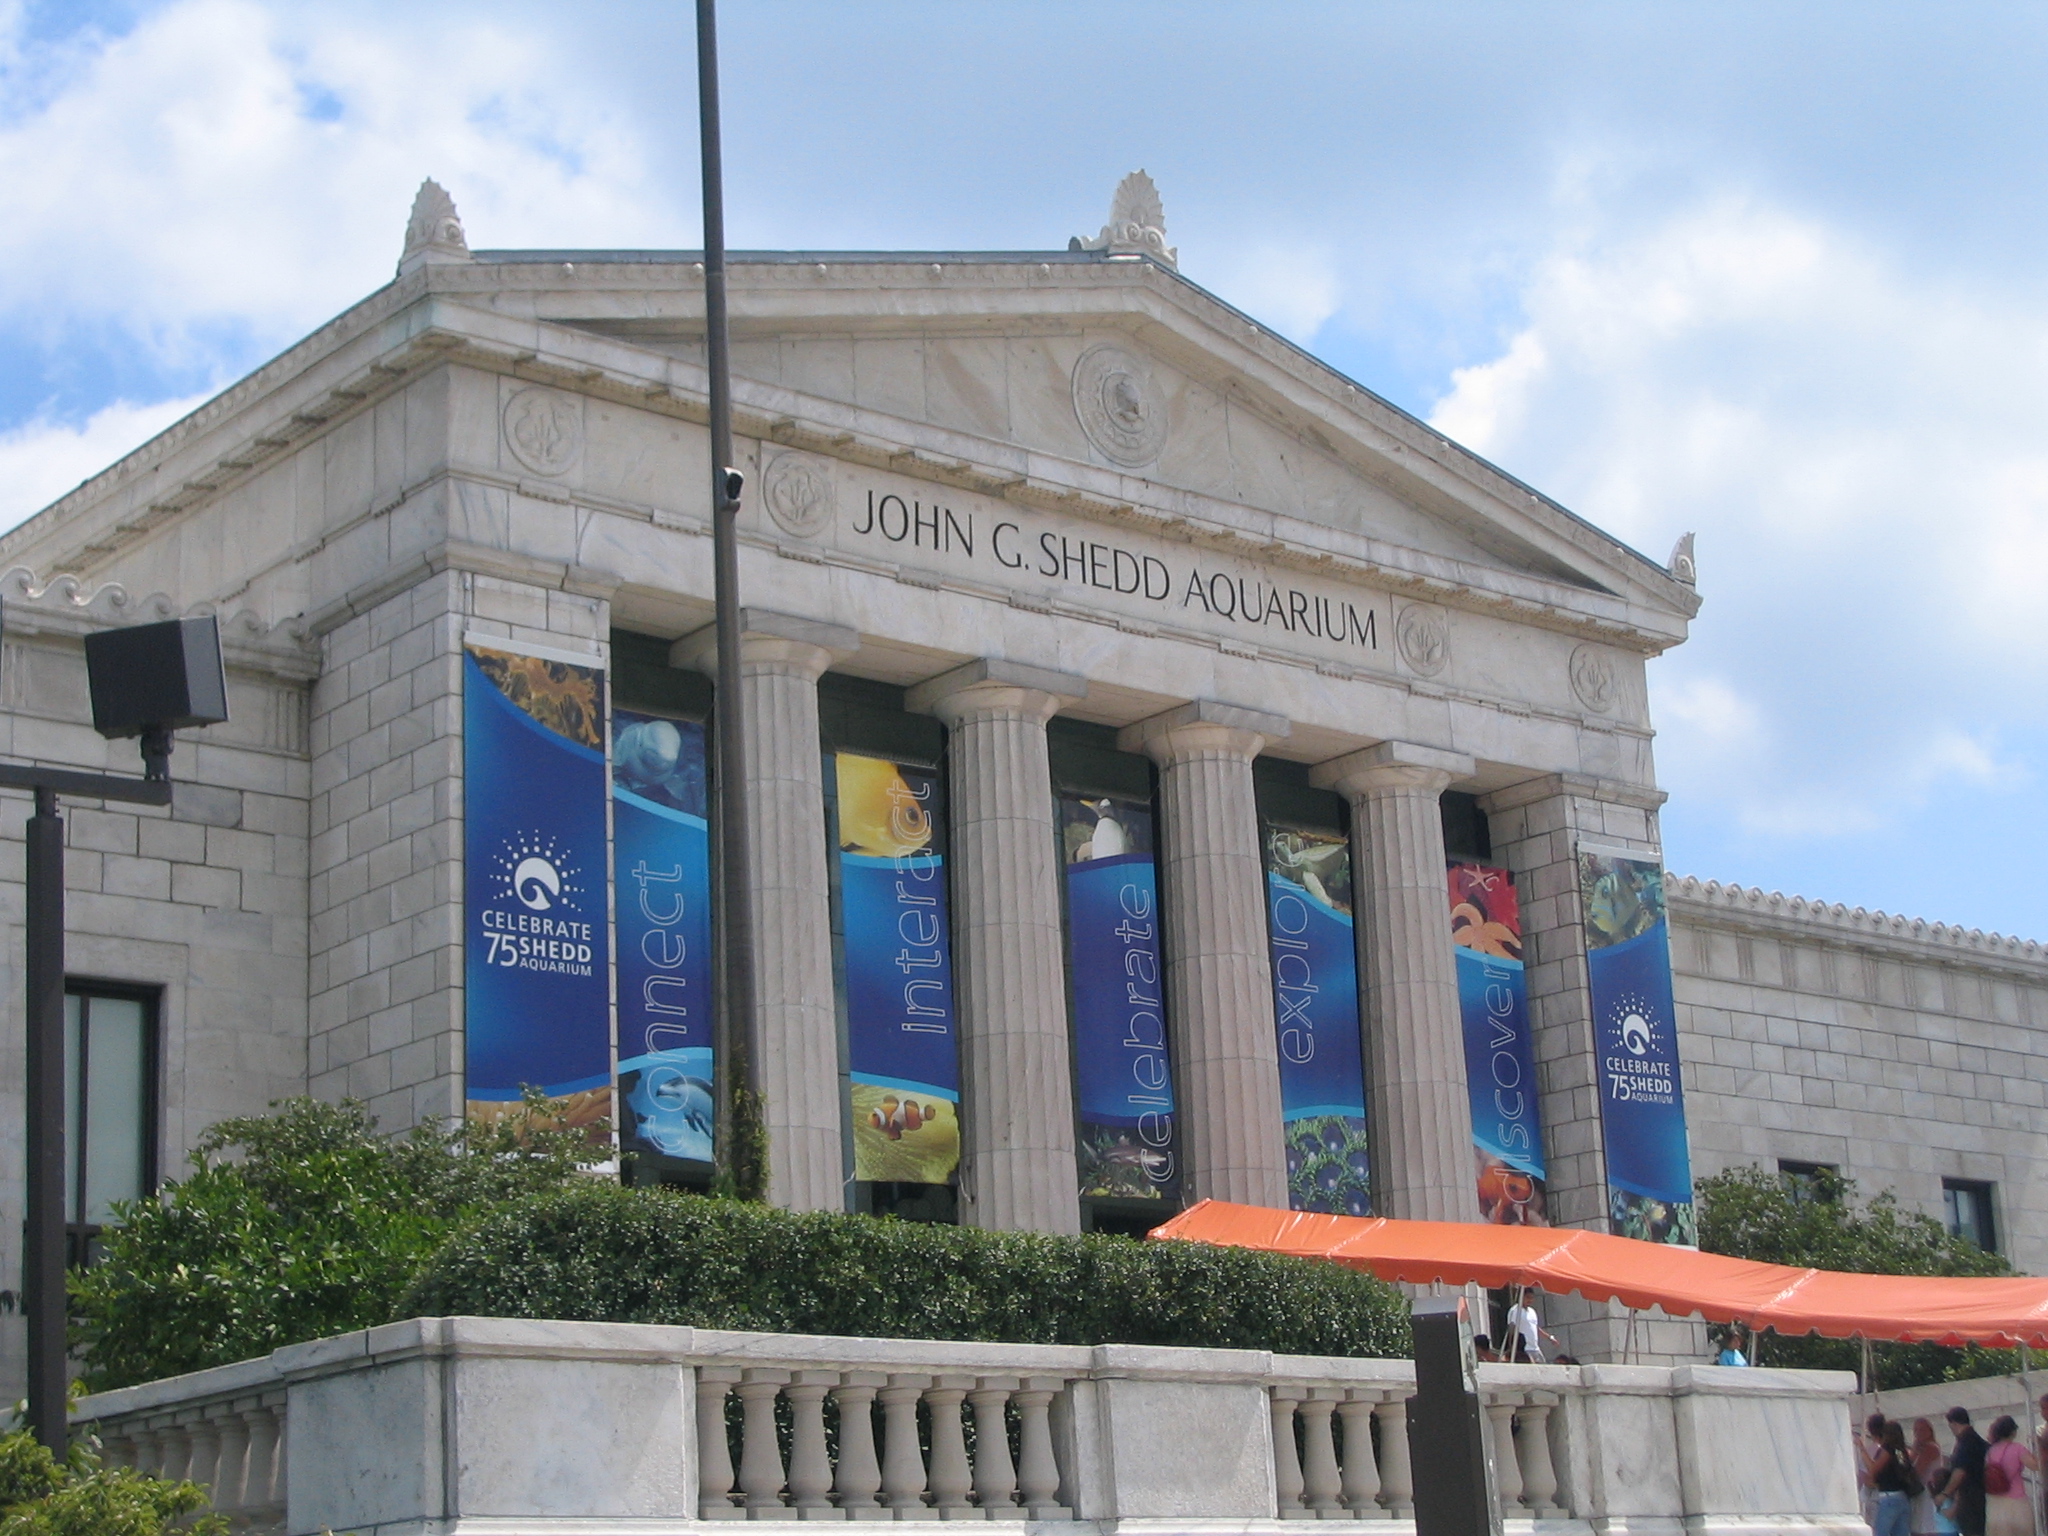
[[1071, 345, 1168, 467], [762, 452, 835, 539], [1569, 644, 1618, 713], [1395, 604, 1450, 677], [502, 388, 582, 478]]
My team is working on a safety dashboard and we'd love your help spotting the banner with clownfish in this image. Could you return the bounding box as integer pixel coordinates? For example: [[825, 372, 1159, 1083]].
[[1448, 862, 1548, 1225]]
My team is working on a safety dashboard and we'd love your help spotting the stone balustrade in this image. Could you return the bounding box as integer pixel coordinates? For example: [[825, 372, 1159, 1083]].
[[71, 1318, 1864, 1536]]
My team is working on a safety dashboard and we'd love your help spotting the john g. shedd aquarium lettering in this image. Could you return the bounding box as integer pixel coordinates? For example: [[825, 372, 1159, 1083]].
[[851, 491, 1379, 651]]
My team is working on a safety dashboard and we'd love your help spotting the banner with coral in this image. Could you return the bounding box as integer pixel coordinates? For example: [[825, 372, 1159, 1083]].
[[611, 709, 714, 1168], [1579, 847, 1696, 1244], [1264, 826, 1371, 1216], [836, 753, 961, 1184], [1448, 863, 1548, 1225], [1060, 794, 1179, 1204], [462, 641, 611, 1132]]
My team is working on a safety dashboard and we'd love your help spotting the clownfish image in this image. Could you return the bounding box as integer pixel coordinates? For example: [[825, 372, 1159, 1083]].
[[868, 1096, 941, 1140]]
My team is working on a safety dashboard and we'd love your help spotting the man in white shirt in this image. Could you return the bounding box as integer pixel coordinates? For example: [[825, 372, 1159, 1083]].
[[1505, 1288, 1557, 1362]]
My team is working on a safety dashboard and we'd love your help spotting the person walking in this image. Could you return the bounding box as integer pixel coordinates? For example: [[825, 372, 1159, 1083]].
[[1912, 1418, 1949, 1536], [1940, 1408, 1991, 1536], [1983, 1416, 2035, 1536], [1865, 1420, 1922, 1536], [1506, 1288, 1558, 1363]]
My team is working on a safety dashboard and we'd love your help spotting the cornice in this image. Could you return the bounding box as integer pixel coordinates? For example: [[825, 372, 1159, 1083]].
[[1668, 875, 2048, 978], [0, 567, 320, 683]]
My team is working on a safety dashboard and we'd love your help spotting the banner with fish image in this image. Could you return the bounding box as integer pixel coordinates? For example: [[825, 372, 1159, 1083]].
[[462, 640, 612, 1132], [1579, 847, 1696, 1245], [1060, 793, 1179, 1204], [1264, 826, 1371, 1216], [836, 753, 961, 1185], [1448, 862, 1548, 1225], [612, 709, 715, 1168]]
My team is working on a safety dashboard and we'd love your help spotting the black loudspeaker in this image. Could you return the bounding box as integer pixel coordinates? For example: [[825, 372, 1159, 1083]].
[[1410, 1296, 1503, 1536], [82, 616, 229, 738]]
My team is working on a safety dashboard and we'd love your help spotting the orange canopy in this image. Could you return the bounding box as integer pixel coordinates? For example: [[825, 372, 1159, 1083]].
[[1149, 1200, 2048, 1348]]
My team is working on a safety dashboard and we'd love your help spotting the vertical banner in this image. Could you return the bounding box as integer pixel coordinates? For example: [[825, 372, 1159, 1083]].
[[462, 641, 611, 1130], [1264, 828, 1371, 1216], [836, 753, 961, 1184], [1448, 863, 1548, 1225], [1579, 847, 1696, 1244], [611, 710, 714, 1166], [1059, 794, 1179, 1204]]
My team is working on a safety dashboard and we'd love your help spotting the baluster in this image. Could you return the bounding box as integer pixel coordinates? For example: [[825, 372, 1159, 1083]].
[[185, 1413, 221, 1498], [699, 1369, 745, 1520], [1372, 1397, 1415, 1517], [1300, 1391, 1344, 1516], [969, 1379, 1019, 1517], [105, 1427, 141, 1472], [879, 1375, 934, 1519], [241, 1405, 281, 1509], [1517, 1392, 1563, 1518], [1013, 1379, 1069, 1520], [833, 1374, 886, 1519], [925, 1377, 979, 1519], [787, 1372, 841, 1519], [1272, 1387, 1308, 1519], [740, 1370, 795, 1517], [157, 1423, 192, 1483], [212, 1406, 251, 1513], [1486, 1397, 1524, 1517], [1337, 1391, 1386, 1518]]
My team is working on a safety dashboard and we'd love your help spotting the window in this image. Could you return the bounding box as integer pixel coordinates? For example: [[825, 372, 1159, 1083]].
[[1778, 1159, 1839, 1202], [65, 983, 159, 1263], [1943, 1179, 1998, 1253]]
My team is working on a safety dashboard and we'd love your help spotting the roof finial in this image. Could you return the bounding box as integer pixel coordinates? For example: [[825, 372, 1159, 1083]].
[[398, 178, 470, 276], [1072, 170, 1176, 267], [1667, 531, 1697, 586]]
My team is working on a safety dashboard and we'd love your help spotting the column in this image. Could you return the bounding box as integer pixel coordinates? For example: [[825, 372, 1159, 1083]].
[[1314, 741, 1476, 1222], [677, 609, 859, 1212], [908, 658, 1085, 1234], [1118, 701, 1290, 1208]]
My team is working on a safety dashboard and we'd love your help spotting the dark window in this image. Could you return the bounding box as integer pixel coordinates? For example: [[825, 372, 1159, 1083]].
[[1943, 1178, 1998, 1252], [1777, 1159, 1839, 1203], [1440, 791, 1493, 862], [65, 982, 159, 1264]]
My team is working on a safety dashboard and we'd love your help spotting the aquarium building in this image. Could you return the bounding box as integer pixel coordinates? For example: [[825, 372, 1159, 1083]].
[[0, 178, 2041, 1380]]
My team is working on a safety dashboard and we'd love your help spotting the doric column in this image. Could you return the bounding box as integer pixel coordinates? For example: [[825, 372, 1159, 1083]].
[[908, 658, 1086, 1234], [1118, 701, 1290, 1208], [1314, 741, 1477, 1222], [677, 609, 859, 1213]]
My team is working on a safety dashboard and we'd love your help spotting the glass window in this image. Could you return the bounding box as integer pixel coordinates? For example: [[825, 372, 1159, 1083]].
[[1777, 1159, 1839, 1203], [64, 984, 158, 1260], [1943, 1178, 1997, 1252]]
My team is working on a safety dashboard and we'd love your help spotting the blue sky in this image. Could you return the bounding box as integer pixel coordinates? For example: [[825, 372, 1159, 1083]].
[[4, 0, 2046, 937]]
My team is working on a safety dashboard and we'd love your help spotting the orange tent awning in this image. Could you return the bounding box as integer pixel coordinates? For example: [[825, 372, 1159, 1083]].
[[1149, 1199, 2048, 1348]]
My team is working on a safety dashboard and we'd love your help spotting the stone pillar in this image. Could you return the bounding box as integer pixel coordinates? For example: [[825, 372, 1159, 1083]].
[[1118, 701, 1290, 1208], [677, 609, 859, 1213], [908, 658, 1086, 1235], [1313, 741, 1477, 1223]]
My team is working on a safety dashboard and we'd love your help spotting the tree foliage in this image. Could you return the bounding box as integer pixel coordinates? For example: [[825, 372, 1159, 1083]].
[[70, 1093, 600, 1391], [1696, 1164, 2013, 1387], [0, 1430, 223, 1536]]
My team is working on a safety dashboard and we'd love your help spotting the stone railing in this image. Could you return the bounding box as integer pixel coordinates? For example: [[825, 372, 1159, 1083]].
[[72, 1318, 1863, 1536]]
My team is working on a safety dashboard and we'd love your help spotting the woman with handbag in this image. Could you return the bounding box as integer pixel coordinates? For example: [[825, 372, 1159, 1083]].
[[1867, 1421, 1923, 1536], [1983, 1416, 2036, 1536]]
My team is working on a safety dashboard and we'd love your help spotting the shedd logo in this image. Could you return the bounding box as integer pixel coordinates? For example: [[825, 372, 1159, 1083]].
[[1601, 991, 1675, 1106], [478, 833, 595, 977]]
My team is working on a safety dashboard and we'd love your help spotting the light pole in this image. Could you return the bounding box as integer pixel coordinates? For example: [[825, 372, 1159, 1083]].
[[0, 612, 228, 1450], [695, 0, 763, 1199]]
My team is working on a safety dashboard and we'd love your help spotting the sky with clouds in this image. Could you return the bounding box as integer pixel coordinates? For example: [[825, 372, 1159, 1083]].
[[4, 0, 2046, 937]]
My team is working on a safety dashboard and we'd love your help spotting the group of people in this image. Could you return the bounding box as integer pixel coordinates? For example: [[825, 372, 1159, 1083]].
[[1859, 1403, 2047, 1536]]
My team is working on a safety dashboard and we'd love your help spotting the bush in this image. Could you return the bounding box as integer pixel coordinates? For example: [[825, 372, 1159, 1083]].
[[71, 1094, 600, 1391], [403, 1180, 1411, 1359], [0, 1430, 224, 1536], [1696, 1164, 2013, 1387]]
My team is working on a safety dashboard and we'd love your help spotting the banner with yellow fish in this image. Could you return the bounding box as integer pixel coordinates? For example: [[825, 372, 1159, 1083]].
[[834, 753, 961, 1185]]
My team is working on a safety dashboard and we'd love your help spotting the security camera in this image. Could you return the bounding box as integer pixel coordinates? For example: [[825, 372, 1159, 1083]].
[[721, 467, 745, 507]]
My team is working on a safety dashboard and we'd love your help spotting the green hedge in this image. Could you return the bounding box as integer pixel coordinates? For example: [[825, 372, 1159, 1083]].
[[403, 1182, 1410, 1358]]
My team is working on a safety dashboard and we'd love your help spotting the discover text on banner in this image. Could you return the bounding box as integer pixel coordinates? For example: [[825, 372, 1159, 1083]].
[[1449, 862, 1548, 1225]]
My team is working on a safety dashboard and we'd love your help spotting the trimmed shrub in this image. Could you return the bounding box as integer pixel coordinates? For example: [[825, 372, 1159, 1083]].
[[403, 1181, 1411, 1358]]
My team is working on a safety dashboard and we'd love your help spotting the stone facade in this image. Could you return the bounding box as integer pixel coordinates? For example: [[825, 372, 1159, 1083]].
[[0, 183, 2035, 1394]]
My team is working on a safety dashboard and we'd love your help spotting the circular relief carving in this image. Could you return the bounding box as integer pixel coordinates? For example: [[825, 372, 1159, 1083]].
[[1072, 344, 1168, 467], [1570, 644, 1618, 713], [503, 387, 582, 477], [1396, 604, 1450, 677], [762, 452, 834, 538]]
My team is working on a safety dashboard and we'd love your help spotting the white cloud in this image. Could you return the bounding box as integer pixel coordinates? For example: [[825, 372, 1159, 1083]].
[[1200, 241, 1344, 345], [0, 394, 212, 534]]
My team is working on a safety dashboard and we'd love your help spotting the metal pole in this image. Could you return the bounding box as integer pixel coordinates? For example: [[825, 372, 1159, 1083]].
[[696, 0, 762, 1198], [24, 787, 67, 1450]]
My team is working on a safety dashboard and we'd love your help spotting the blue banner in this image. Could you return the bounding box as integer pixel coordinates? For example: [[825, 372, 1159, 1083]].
[[1449, 862, 1548, 1225], [1264, 827, 1371, 1217], [1060, 794, 1179, 1202], [462, 645, 611, 1130], [1579, 849, 1696, 1245], [612, 710, 714, 1165], [835, 753, 961, 1184]]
